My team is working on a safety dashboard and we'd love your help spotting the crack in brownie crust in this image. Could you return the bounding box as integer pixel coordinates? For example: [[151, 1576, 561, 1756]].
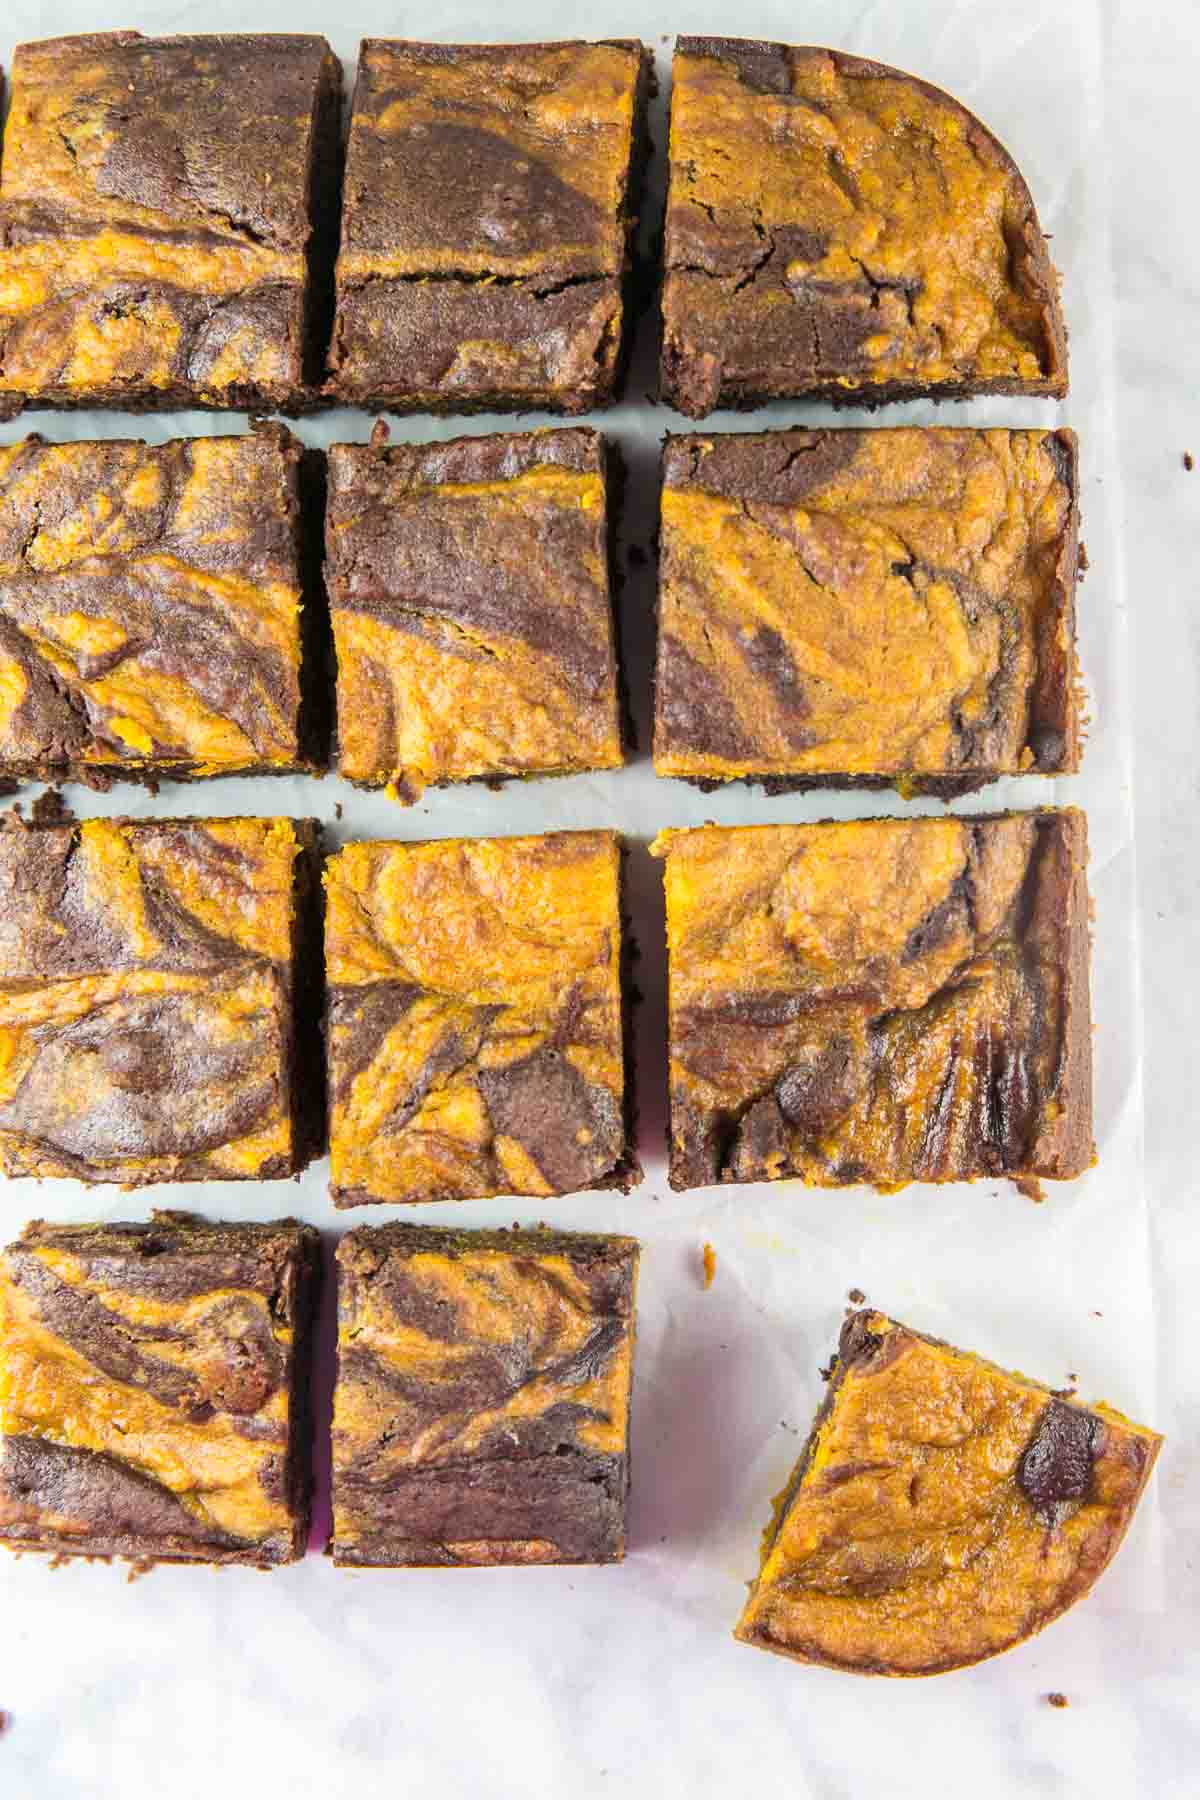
[[325, 428, 624, 801], [660, 40, 1067, 416], [331, 1224, 639, 1567], [324, 831, 636, 1206], [654, 427, 1080, 789], [0, 814, 320, 1183], [0, 32, 341, 413], [0, 427, 309, 782], [0, 1213, 320, 1566], [736, 1310, 1161, 1675], [326, 40, 651, 412], [652, 812, 1092, 1193]]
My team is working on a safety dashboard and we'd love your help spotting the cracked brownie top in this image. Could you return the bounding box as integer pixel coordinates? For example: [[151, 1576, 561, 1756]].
[[325, 427, 624, 801], [326, 39, 651, 413], [736, 1310, 1161, 1675], [324, 830, 634, 1207], [0, 32, 340, 412], [0, 428, 306, 780], [653, 427, 1080, 791], [661, 40, 1067, 416], [653, 812, 1093, 1193]]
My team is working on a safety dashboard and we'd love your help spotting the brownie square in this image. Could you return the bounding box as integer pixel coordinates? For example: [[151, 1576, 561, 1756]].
[[325, 830, 636, 1205], [736, 1310, 1161, 1675], [326, 39, 652, 413], [660, 39, 1067, 417], [331, 1224, 639, 1567], [0, 815, 322, 1183], [0, 1213, 320, 1567], [654, 428, 1081, 795], [0, 32, 341, 414], [653, 811, 1093, 1192], [325, 428, 625, 801], [0, 428, 316, 783]]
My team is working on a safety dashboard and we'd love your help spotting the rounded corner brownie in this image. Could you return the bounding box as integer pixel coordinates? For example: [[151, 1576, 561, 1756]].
[[735, 1309, 1161, 1675], [0, 425, 315, 783], [0, 814, 323, 1184], [0, 32, 342, 414], [0, 1212, 321, 1568], [653, 426, 1081, 793], [325, 426, 625, 801], [660, 39, 1067, 417], [331, 1223, 640, 1567], [652, 810, 1093, 1193], [325, 39, 653, 414], [324, 829, 637, 1206]]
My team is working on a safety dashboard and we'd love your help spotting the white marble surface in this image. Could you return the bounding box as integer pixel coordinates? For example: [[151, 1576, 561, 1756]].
[[0, 2, 1196, 1795]]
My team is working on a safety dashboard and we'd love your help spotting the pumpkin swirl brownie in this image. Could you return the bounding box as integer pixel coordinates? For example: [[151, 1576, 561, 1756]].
[[326, 39, 652, 413], [325, 428, 625, 803], [653, 427, 1081, 796], [736, 1310, 1161, 1675], [0, 32, 342, 415], [325, 830, 636, 1206], [660, 39, 1067, 417], [0, 814, 322, 1184], [652, 811, 1092, 1193], [0, 1213, 320, 1567], [331, 1224, 639, 1567], [0, 428, 318, 785]]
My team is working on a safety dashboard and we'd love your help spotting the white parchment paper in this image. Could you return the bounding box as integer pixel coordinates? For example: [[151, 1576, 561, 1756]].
[[0, 3, 1192, 1796]]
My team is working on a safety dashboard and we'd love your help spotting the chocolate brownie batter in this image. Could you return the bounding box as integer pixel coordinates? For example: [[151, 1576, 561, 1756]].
[[325, 428, 624, 801], [736, 1310, 1161, 1675], [326, 40, 652, 413], [660, 40, 1067, 416], [653, 811, 1093, 1193], [324, 830, 636, 1206], [0, 427, 312, 783], [331, 1224, 639, 1566], [0, 1213, 320, 1567], [0, 33, 341, 414], [654, 428, 1081, 794]]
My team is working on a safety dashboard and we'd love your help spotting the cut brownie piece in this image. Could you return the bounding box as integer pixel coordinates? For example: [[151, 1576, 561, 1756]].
[[660, 39, 1067, 417], [331, 1224, 639, 1567], [0, 814, 322, 1183], [652, 811, 1092, 1192], [325, 427, 625, 801], [0, 1213, 320, 1567], [654, 427, 1081, 795], [736, 1309, 1161, 1675], [325, 830, 636, 1206], [326, 40, 652, 413], [0, 427, 315, 784], [0, 33, 342, 414]]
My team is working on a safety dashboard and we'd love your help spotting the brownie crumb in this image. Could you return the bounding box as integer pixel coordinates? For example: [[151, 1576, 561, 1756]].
[[0, 1710, 10, 1735], [334, 802, 343, 821], [370, 419, 391, 450], [1014, 1174, 1046, 1203], [701, 1242, 717, 1288], [847, 1287, 865, 1304], [1184, 452, 1194, 472], [1046, 1692, 1070, 1709]]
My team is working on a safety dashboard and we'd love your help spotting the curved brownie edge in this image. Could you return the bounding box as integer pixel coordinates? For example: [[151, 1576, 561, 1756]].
[[660, 39, 1067, 416], [734, 1310, 1161, 1676]]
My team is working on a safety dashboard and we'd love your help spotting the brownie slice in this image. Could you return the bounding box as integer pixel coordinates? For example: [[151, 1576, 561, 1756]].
[[324, 830, 638, 1206], [736, 1309, 1161, 1675], [0, 427, 317, 784], [660, 40, 1067, 416], [325, 427, 625, 801], [652, 811, 1093, 1192], [0, 814, 323, 1183], [0, 1214, 321, 1567], [654, 427, 1081, 795], [331, 1225, 639, 1567], [326, 40, 652, 413], [0, 33, 342, 414]]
